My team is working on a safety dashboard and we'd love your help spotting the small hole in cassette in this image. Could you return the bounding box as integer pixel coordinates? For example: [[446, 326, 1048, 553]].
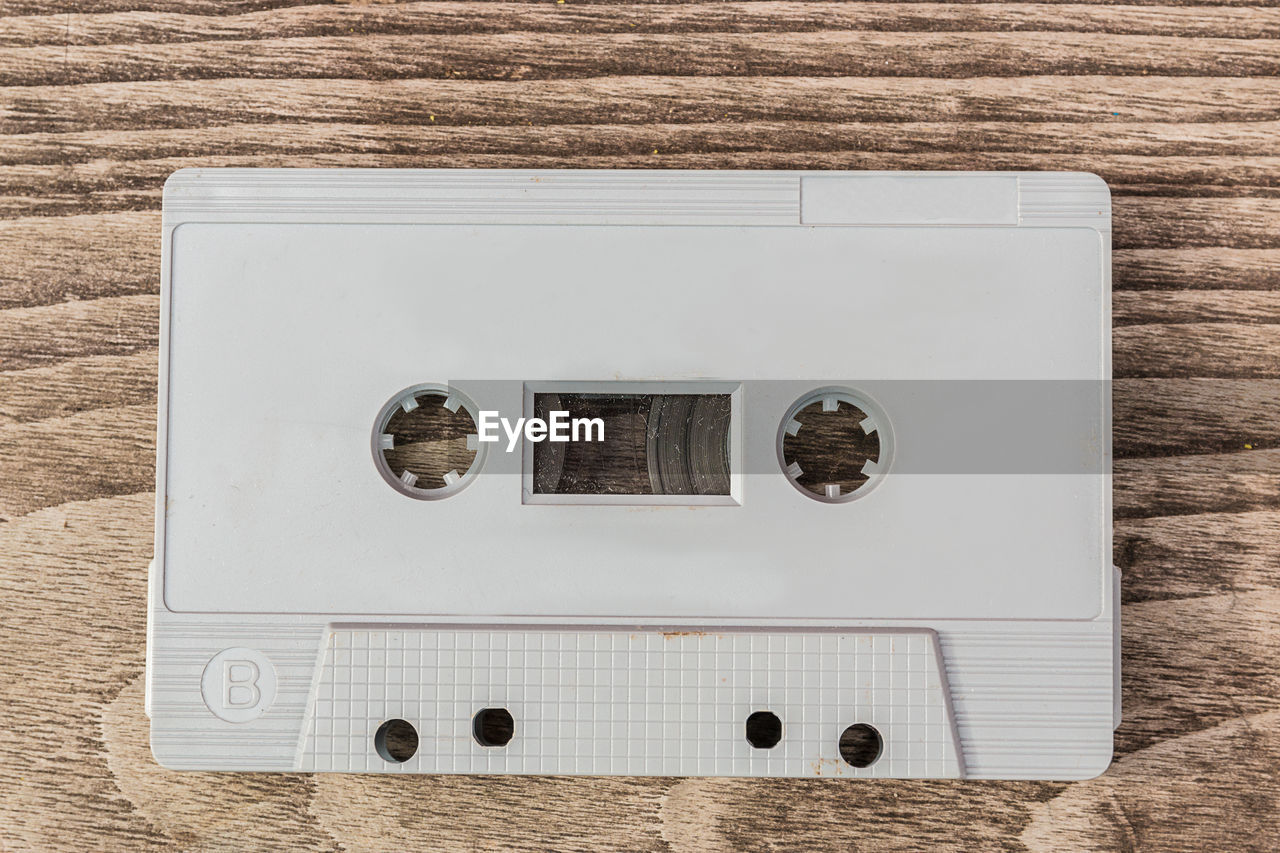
[[374, 718, 419, 763], [745, 711, 783, 749], [839, 723, 883, 768], [374, 385, 481, 499], [472, 708, 515, 747], [780, 389, 886, 503]]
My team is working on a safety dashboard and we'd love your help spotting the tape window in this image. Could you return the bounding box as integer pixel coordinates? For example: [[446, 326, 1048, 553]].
[[531, 392, 733, 497]]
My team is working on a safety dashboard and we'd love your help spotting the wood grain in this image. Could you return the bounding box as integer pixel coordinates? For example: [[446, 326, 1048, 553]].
[[5, 4, 1280, 45], [0, 0, 1276, 849]]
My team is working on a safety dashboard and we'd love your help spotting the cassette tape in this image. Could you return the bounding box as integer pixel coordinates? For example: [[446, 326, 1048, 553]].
[[149, 169, 1118, 778]]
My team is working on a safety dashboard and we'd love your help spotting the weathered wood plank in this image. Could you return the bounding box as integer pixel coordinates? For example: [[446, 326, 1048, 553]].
[[311, 772, 1053, 852], [1116, 510, 1280, 601], [0, 493, 165, 850], [0, 405, 155, 519], [0, 294, 158, 370], [4, 0, 1277, 16], [1114, 247, 1280, 291], [6, 121, 1280, 168], [1114, 197, 1280, 249], [1113, 290, 1280, 325], [1115, 449, 1280, 518], [0, 0, 313, 15], [1116, 592, 1280, 759], [4, 2, 1279, 47], [0, 351, 156, 425], [0, 211, 159, 309], [1115, 378, 1280, 455], [4, 32, 1278, 87], [1022, 708, 1280, 851], [1114, 323, 1280, 377], [6, 76, 1280, 136]]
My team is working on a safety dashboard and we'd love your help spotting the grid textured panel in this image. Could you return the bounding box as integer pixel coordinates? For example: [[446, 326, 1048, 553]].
[[297, 629, 962, 778]]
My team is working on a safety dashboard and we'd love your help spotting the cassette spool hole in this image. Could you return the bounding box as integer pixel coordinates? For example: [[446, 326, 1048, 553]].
[[374, 386, 481, 499], [374, 718, 419, 763], [779, 390, 887, 503], [472, 707, 515, 747], [839, 723, 883, 768], [745, 711, 783, 749]]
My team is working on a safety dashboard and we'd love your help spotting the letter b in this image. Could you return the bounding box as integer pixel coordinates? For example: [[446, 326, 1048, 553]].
[[223, 660, 261, 708], [201, 647, 277, 722]]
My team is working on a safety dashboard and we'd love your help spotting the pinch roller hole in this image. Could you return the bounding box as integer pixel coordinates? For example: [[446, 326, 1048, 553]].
[[374, 718, 419, 763], [838, 723, 883, 768]]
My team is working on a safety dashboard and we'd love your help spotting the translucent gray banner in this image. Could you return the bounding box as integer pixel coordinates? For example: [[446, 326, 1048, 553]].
[[373, 381, 1119, 492]]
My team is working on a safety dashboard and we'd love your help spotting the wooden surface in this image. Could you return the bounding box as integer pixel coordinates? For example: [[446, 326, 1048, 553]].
[[1, 0, 1278, 849]]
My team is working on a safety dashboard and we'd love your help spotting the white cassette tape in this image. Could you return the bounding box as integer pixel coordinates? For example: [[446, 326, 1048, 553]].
[[149, 169, 1118, 778]]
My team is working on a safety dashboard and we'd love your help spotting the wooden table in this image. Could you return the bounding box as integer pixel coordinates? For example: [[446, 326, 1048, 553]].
[[1, 1, 1277, 849]]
